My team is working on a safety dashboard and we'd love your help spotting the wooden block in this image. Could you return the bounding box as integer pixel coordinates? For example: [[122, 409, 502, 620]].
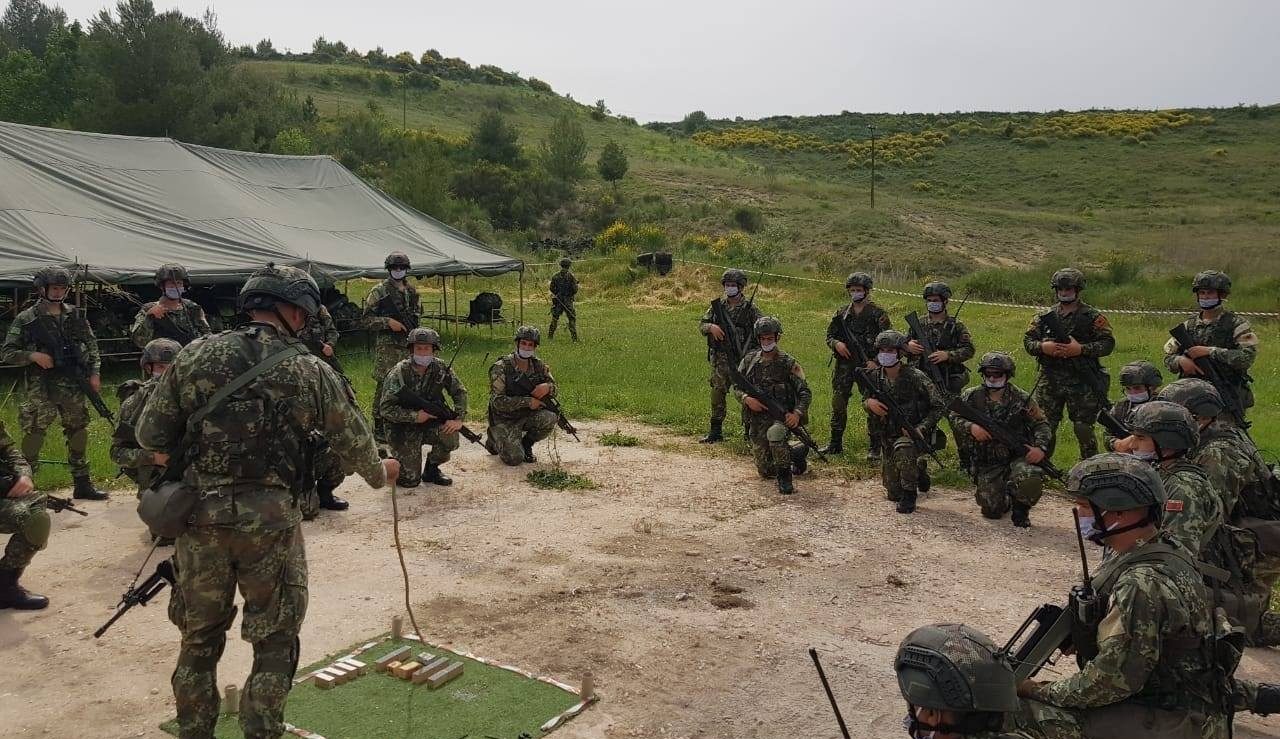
[[328, 665, 353, 685], [314, 674, 336, 690], [392, 661, 422, 680], [337, 658, 367, 676], [416, 656, 450, 678], [415, 652, 435, 665], [374, 647, 412, 672], [425, 661, 463, 689]]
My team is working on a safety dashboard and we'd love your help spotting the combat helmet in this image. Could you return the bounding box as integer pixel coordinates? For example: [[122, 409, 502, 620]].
[[154, 263, 190, 288], [895, 623, 1019, 725], [559, 258, 572, 269], [845, 271, 873, 290], [1157, 378, 1224, 420], [406, 327, 441, 348], [1066, 453, 1166, 531], [721, 268, 747, 287], [1192, 270, 1231, 295], [514, 325, 541, 345], [753, 316, 783, 337], [32, 266, 71, 290], [140, 338, 182, 369], [922, 281, 952, 300], [1128, 401, 1199, 452], [1050, 267, 1086, 291], [1118, 360, 1162, 389], [237, 263, 321, 316], [874, 329, 909, 351], [385, 251, 411, 270], [977, 351, 1016, 377]]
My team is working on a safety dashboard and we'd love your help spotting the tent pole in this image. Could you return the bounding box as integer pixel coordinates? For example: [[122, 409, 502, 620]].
[[452, 275, 458, 341], [438, 275, 446, 334]]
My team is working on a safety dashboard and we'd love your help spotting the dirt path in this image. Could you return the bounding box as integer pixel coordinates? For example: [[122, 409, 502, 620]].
[[2, 421, 1277, 738]]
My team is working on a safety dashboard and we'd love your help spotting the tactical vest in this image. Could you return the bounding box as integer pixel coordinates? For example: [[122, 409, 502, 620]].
[[21, 309, 90, 381], [550, 272, 576, 298], [909, 317, 970, 392], [1183, 313, 1252, 398], [706, 298, 759, 356], [1031, 305, 1108, 381], [968, 386, 1033, 463], [495, 355, 552, 421], [872, 367, 933, 426], [399, 362, 448, 406], [147, 299, 204, 344], [833, 302, 885, 357], [743, 352, 800, 411]]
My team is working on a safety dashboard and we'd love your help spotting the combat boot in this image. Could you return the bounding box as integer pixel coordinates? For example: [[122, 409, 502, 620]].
[[423, 463, 453, 486], [521, 436, 537, 464], [1255, 684, 1280, 715], [72, 475, 108, 501], [317, 482, 349, 511], [0, 568, 48, 610], [1011, 502, 1032, 528], [917, 458, 931, 493], [790, 444, 809, 476], [776, 466, 795, 495], [819, 431, 843, 455], [896, 488, 917, 514], [698, 420, 724, 444]]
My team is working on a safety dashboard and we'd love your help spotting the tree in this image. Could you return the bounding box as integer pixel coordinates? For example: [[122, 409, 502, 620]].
[[540, 111, 587, 185], [1, 0, 68, 57], [254, 37, 276, 58], [681, 109, 708, 134], [469, 110, 523, 167], [597, 140, 628, 186], [590, 98, 608, 121]]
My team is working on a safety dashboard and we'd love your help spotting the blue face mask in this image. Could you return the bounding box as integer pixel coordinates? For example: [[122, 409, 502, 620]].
[[724, 284, 740, 298], [877, 351, 900, 367], [1077, 514, 1106, 545], [850, 290, 866, 303], [412, 354, 434, 367], [983, 377, 1007, 390], [925, 300, 944, 314], [163, 286, 183, 300], [390, 269, 408, 281], [1129, 449, 1158, 463], [1198, 298, 1222, 310], [1056, 290, 1077, 304], [1126, 390, 1150, 404]]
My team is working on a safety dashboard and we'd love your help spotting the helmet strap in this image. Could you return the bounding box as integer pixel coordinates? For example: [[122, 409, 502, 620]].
[[1087, 502, 1155, 545], [271, 306, 299, 338]]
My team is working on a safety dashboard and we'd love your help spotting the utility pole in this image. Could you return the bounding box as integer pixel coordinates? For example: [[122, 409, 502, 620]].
[[402, 85, 408, 130], [867, 123, 876, 210]]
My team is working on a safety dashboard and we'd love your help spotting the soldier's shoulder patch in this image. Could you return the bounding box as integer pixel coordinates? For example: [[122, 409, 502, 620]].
[[1092, 314, 1111, 331], [1165, 499, 1184, 513], [791, 362, 806, 380]]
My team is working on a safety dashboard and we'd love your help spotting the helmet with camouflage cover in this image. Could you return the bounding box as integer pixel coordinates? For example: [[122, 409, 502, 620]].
[[895, 623, 1019, 715], [1191, 270, 1231, 295], [845, 271, 873, 289], [1118, 360, 1162, 388], [139, 338, 182, 369], [1128, 401, 1199, 452], [922, 281, 952, 300], [1157, 378, 1224, 420], [753, 316, 783, 337], [237, 263, 322, 316], [874, 329, 909, 351], [977, 351, 1016, 377], [1050, 267, 1086, 291], [514, 325, 541, 345], [559, 258, 572, 269], [406, 327, 441, 348], [32, 266, 71, 290], [1066, 452, 1166, 525], [154, 263, 190, 288], [384, 251, 411, 270], [720, 268, 747, 287]]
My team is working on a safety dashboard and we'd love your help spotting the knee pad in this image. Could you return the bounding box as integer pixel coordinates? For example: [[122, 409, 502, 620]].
[[765, 423, 789, 444], [21, 506, 51, 549]]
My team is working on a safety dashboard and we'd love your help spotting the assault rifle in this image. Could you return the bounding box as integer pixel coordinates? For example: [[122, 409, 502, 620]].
[[1096, 408, 1131, 441], [947, 397, 1063, 481], [393, 386, 483, 445], [1001, 510, 1101, 680], [0, 474, 87, 515], [1169, 324, 1250, 430], [728, 358, 827, 462], [25, 316, 113, 421], [373, 292, 420, 332], [903, 311, 949, 391], [1036, 310, 1109, 406], [303, 338, 344, 375], [540, 395, 580, 443], [832, 304, 871, 367], [852, 368, 938, 466], [94, 558, 177, 639]]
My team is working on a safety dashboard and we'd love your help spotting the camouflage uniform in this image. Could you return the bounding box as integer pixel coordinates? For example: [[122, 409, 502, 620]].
[[1158, 461, 1223, 560], [110, 378, 163, 491], [825, 300, 891, 453], [0, 422, 45, 602], [486, 353, 559, 466], [548, 264, 579, 340], [362, 276, 420, 441], [1103, 361, 1162, 452], [379, 358, 468, 487], [129, 299, 212, 348], [0, 299, 102, 482], [698, 291, 761, 437], [1162, 274, 1258, 421], [295, 304, 345, 517], [732, 348, 811, 478], [1022, 302, 1114, 460], [861, 362, 945, 504], [951, 383, 1051, 518], [137, 268, 386, 739]]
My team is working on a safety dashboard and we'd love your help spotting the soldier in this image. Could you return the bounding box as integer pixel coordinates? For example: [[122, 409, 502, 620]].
[[895, 623, 1031, 739], [486, 326, 559, 466], [697, 268, 760, 444], [0, 422, 45, 610], [548, 257, 579, 341], [0, 267, 107, 501], [110, 339, 181, 529], [1163, 270, 1258, 423], [379, 328, 468, 488], [1157, 379, 1255, 522], [296, 302, 349, 518], [1022, 267, 1115, 461], [299, 303, 341, 370], [732, 316, 811, 495], [362, 251, 420, 442], [136, 264, 398, 739], [1016, 453, 1234, 738], [950, 352, 1051, 527], [824, 271, 891, 459], [906, 281, 975, 469], [129, 263, 212, 348], [1104, 360, 1162, 452], [862, 330, 945, 514]]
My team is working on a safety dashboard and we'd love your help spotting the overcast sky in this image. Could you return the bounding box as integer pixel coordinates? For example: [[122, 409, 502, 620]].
[[55, 0, 1280, 122]]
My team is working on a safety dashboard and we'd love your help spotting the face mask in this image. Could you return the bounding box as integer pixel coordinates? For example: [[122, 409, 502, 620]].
[[163, 286, 183, 300], [983, 376, 1007, 389], [925, 300, 944, 314], [1198, 298, 1222, 310], [760, 340, 777, 352], [1056, 290, 1077, 304], [412, 354, 434, 367], [517, 347, 536, 360], [723, 284, 739, 298], [1125, 390, 1150, 404], [1129, 449, 1158, 462], [877, 351, 900, 367], [152, 370, 166, 378], [1077, 514, 1105, 544], [902, 713, 934, 739], [390, 269, 408, 280], [849, 289, 866, 303]]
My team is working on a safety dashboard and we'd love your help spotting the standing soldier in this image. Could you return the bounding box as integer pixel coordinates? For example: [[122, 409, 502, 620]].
[[136, 264, 398, 739], [110, 339, 181, 527], [0, 423, 45, 610], [950, 352, 1051, 527], [363, 252, 420, 442], [862, 330, 945, 514], [0, 267, 108, 501], [1163, 270, 1258, 425], [697, 268, 760, 444], [379, 328, 468, 488], [905, 281, 975, 467], [548, 258, 579, 341], [296, 302, 349, 517], [1022, 267, 1114, 461], [299, 303, 342, 371], [1104, 360, 1162, 452], [129, 263, 212, 348], [823, 272, 890, 459], [486, 326, 559, 466], [732, 317, 811, 495]]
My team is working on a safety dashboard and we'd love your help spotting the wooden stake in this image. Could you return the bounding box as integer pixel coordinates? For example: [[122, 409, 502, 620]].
[[391, 614, 404, 640], [580, 672, 595, 701]]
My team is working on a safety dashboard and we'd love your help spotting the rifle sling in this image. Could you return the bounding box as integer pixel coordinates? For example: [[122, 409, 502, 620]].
[[185, 344, 307, 436]]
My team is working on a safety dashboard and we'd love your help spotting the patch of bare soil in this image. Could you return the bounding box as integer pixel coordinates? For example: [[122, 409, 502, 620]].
[[2, 421, 1276, 738]]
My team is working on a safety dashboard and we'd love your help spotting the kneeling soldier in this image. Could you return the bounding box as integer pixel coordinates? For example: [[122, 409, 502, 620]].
[[733, 316, 811, 495], [863, 330, 945, 514], [0, 422, 45, 610], [486, 326, 559, 465], [111, 338, 181, 540], [379, 328, 468, 487], [1105, 360, 1162, 452]]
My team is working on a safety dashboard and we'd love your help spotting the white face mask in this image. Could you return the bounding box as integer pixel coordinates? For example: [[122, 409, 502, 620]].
[[152, 370, 166, 378], [849, 289, 866, 303], [1126, 390, 1150, 404], [760, 340, 777, 352], [925, 300, 944, 314], [412, 354, 434, 367], [1129, 449, 1158, 462], [390, 269, 408, 280], [516, 347, 536, 360], [1198, 298, 1222, 310], [163, 286, 183, 300], [1056, 290, 1077, 304], [983, 376, 1007, 389], [1077, 513, 1105, 544], [877, 351, 900, 367], [723, 284, 740, 298]]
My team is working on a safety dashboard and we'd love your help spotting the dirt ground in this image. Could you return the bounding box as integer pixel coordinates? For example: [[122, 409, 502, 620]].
[[2, 420, 1277, 739]]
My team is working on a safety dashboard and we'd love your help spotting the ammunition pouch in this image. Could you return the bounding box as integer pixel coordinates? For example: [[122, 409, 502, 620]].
[[1239, 516, 1280, 558], [137, 480, 200, 538]]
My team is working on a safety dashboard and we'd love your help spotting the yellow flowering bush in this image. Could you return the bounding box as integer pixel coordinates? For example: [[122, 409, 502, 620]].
[[692, 128, 951, 168]]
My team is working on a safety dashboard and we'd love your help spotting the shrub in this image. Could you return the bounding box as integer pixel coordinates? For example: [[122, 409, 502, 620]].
[[599, 430, 640, 447], [527, 77, 553, 93], [372, 72, 395, 95], [912, 180, 932, 191], [732, 205, 764, 233], [597, 140, 628, 184]]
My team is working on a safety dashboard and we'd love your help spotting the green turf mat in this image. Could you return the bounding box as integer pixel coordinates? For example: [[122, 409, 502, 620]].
[[161, 637, 584, 738]]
